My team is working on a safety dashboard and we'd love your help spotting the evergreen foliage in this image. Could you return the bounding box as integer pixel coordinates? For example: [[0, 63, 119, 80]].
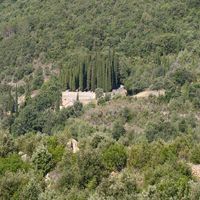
[[31, 145, 53, 175], [60, 50, 120, 92], [21, 178, 42, 200]]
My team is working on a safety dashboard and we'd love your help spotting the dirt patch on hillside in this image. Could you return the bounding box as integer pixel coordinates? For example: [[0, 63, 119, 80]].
[[134, 90, 165, 98], [18, 90, 40, 105]]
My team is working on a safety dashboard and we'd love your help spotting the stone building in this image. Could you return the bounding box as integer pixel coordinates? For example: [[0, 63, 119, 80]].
[[61, 85, 127, 108], [61, 91, 96, 108]]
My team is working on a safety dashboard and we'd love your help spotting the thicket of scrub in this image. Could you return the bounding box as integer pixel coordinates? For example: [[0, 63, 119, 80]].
[[1, 84, 200, 199], [0, 62, 200, 200]]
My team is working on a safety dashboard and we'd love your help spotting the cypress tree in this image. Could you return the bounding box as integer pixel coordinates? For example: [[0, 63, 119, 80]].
[[25, 82, 31, 106], [96, 53, 101, 88], [79, 62, 83, 91], [72, 69, 76, 91], [69, 69, 72, 89], [66, 68, 70, 89], [87, 55, 91, 90], [8, 88, 14, 113], [91, 55, 97, 91], [100, 54, 104, 89], [76, 92, 79, 101], [104, 61, 108, 91], [55, 96, 61, 112], [107, 59, 112, 91], [64, 68, 69, 90], [113, 53, 119, 88], [15, 84, 18, 115], [103, 59, 107, 91], [75, 66, 79, 90], [109, 61, 112, 91], [82, 62, 87, 90], [59, 49, 120, 92]]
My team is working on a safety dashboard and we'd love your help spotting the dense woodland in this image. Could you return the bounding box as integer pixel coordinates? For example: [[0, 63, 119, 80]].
[[0, 0, 200, 199]]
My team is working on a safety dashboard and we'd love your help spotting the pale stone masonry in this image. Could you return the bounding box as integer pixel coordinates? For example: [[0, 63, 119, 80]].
[[61, 91, 96, 108], [61, 85, 128, 109]]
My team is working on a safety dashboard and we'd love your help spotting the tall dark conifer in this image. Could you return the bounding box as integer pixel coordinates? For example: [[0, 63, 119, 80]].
[[8, 88, 14, 113], [87, 56, 91, 90], [25, 82, 31, 106], [60, 50, 120, 92], [15, 84, 18, 115]]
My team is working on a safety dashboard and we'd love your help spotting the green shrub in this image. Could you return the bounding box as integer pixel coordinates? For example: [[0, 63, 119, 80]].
[[91, 134, 105, 148], [32, 75, 44, 90], [67, 119, 94, 139], [144, 162, 191, 199], [0, 132, 17, 157], [170, 68, 195, 86], [39, 189, 61, 200], [145, 119, 177, 142], [95, 88, 104, 99], [128, 142, 151, 169], [112, 121, 126, 140], [31, 145, 53, 175], [97, 97, 106, 105], [102, 143, 127, 171], [0, 171, 28, 200], [16, 132, 43, 156], [189, 181, 200, 200], [78, 150, 106, 189], [0, 154, 30, 175], [94, 171, 138, 200], [190, 145, 200, 164], [47, 136, 64, 164], [21, 178, 42, 200]]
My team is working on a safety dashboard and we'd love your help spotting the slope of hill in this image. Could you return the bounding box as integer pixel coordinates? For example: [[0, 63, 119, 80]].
[[0, 0, 200, 199], [0, 0, 199, 89]]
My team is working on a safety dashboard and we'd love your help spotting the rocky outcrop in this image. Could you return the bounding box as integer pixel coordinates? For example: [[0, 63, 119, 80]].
[[18, 151, 30, 162], [190, 164, 200, 179], [67, 138, 79, 153], [45, 170, 61, 188]]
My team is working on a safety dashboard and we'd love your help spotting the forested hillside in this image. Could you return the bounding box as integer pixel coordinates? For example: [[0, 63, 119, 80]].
[[0, 0, 200, 199], [0, 0, 200, 89]]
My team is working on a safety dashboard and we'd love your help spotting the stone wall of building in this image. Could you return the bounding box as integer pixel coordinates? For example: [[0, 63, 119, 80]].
[[61, 85, 127, 108], [61, 91, 96, 108]]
